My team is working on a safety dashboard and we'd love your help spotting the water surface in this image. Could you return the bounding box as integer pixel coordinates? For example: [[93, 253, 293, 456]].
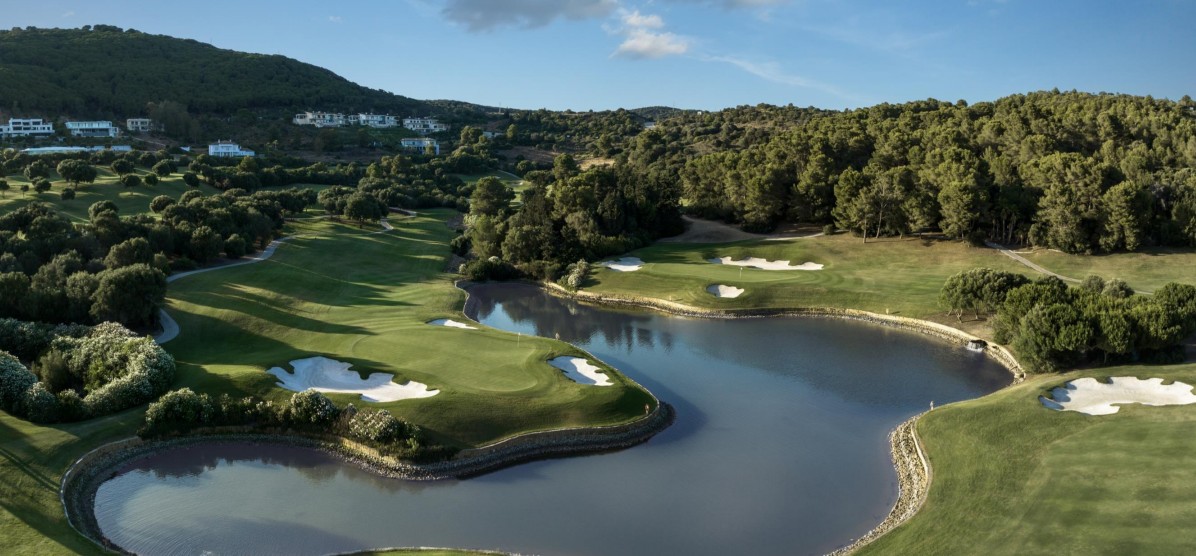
[[95, 283, 1009, 555]]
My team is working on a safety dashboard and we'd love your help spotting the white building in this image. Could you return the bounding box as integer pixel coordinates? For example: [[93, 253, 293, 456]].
[[293, 111, 347, 128], [357, 114, 399, 128], [481, 130, 501, 139], [0, 118, 55, 138], [403, 117, 448, 135], [66, 121, 120, 138], [126, 118, 157, 132], [400, 137, 439, 155], [208, 141, 255, 158]]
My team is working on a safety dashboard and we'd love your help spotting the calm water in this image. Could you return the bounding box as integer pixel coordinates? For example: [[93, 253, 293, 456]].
[[94, 283, 1009, 556]]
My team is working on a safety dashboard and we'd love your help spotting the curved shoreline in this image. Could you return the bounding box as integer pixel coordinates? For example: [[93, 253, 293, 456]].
[[61, 403, 674, 554], [535, 281, 1024, 554]]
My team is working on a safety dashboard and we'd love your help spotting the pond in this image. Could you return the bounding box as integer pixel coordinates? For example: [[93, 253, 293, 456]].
[[94, 283, 1009, 555]]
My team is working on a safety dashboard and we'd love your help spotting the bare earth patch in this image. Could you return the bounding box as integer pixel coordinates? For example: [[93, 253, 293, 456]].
[[707, 284, 745, 298], [708, 256, 824, 271], [547, 356, 612, 386], [267, 356, 439, 402], [1040, 376, 1196, 415], [601, 257, 644, 272], [427, 318, 478, 330]]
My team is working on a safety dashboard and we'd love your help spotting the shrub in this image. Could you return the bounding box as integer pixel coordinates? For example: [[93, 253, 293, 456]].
[[348, 409, 410, 443], [142, 388, 213, 436], [0, 351, 36, 414], [61, 187, 76, 201], [287, 390, 339, 426], [23, 382, 59, 423], [224, 234, 247, 259]]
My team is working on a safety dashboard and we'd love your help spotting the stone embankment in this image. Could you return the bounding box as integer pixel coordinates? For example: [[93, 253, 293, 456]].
[[827, 415, 929, 555], [61, 404, 673, 553]]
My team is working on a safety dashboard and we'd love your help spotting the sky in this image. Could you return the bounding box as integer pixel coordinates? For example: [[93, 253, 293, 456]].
[[6, 0, 1195, 111]]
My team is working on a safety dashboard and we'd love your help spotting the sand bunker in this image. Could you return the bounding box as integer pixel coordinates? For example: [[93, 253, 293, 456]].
[[267, 356, 438, 403], [707, 284, 745, 298], [1040, 376, 1196, 415], [601, 257, 644, 272], [428, 318, 477, 330], [547, 356, 612, 386], [708, 256, 823, 271]]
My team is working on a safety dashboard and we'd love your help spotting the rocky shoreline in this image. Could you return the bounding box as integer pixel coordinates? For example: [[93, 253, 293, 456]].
[[534, 281, 1025, 554], [60, 403, 674, 553], [541, 282, 1026, 383]]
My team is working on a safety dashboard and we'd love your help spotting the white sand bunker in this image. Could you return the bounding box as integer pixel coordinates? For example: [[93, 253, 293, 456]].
[[267, 356, 438, 403], [708, 256, 823, 271], [428, 318, 477, 330], [547, 356, 612, 386], [1040, 376, 1196, 416], [707, 284, 745, 298], [601, 257, 644, 272]]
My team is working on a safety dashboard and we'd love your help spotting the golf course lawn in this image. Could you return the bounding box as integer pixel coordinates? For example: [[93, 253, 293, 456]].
[[452, 170, 527, 194], [861, 361, 1196, 555], [163, 210, 654, 447], [585, 233, 1037, 319], [1019, 247, 1196, 293], [0, 166, 332, 220]]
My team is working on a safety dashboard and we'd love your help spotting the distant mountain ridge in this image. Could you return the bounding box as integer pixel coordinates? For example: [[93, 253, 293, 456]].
[[0, 25, 434, 119]]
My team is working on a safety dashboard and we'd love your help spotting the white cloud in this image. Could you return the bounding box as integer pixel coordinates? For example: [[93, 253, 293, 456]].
[[623, 10, 663, 28], [615, 28, 690, 58], [62, 10, 75, 18], [328, 15, 343, 23]]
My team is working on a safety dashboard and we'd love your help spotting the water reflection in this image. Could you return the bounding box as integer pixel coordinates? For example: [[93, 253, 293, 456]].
[[96, 283, 1010, 556]]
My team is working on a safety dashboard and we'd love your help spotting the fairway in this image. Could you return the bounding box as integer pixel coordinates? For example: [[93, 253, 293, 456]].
[[860, 361, 1196, 555], [1019, 247, 1196, 294], [163, 210, 653, 446], [586, 234, 1036, 319]]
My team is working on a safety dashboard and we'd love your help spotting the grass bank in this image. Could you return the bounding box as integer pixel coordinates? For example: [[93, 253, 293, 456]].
[[859, 362, 1196, 555]]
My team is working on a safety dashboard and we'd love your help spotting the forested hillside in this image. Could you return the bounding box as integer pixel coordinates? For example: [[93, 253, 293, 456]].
[[0, 25, 427, 117]]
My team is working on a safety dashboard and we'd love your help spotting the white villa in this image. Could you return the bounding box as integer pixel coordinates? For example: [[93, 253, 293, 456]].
[[66, 121, 120, 138], [293, 112, 400, 129], [208, 141, 255, 158], [126, 118, 157, 132], [400, 137, 439, 155], [0, 118, 55, 138], [403, 117, 448, 134]]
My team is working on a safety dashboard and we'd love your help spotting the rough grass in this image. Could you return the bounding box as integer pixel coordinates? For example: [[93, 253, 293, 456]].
[[1020, 247, 1196, 293], [162, 210, 653, 447], [0, 166, 332, 219], [586, 233, 1035, 319], [860, 362, 1196, 555]]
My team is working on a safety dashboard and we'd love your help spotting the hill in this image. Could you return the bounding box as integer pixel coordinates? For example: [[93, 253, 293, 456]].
[[0, 25, 431, 118]]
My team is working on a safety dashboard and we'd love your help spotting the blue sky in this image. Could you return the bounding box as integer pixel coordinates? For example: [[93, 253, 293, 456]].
[[8, 1, 1195, 111]]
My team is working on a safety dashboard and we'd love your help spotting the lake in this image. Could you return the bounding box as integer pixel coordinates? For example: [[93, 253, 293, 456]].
[[94, 283, 1009, 555]]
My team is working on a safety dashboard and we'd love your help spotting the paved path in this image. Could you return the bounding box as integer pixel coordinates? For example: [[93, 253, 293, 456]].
[[984, 241, 1080, 283], [154, 236, 295, 344]]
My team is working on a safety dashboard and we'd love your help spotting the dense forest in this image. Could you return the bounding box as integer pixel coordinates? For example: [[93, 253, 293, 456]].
[[652, 92, 1196, 253]]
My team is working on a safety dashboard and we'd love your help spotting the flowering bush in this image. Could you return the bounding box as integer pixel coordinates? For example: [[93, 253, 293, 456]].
[[0, 351, 36, 414], [287, 390, 339, 426], [348, 409, 411, 443]]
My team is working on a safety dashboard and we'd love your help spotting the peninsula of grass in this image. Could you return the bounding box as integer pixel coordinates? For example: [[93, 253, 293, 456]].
[[162, 209, 654, 447], [858, 361, 1196, 555], [584, 234, 1035, 322]]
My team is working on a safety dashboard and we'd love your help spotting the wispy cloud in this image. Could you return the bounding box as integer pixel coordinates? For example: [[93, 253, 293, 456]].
[[62, 10, 75, 18], [442, 0, 618, 32], [700, 54, 863, 102], [328, 15, 343, 23]]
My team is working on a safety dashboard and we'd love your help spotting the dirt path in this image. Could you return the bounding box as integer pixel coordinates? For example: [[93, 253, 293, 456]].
[[984, 241, 1080, 283]]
